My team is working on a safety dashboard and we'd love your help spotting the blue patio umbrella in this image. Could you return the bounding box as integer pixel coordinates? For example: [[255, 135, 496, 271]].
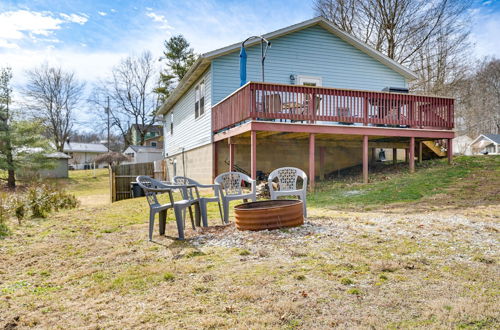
[[239, 45, 247, 86]]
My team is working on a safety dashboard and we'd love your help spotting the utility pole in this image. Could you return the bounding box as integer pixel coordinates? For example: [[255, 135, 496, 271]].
[[106, 96, 110, 151]]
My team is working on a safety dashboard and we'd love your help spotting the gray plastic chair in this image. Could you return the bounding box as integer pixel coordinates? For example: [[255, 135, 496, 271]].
[[173, 176, 224, 226], [268, 167, 308, 217], [136, 176, 196, 240], [214, 172, 256, 223]]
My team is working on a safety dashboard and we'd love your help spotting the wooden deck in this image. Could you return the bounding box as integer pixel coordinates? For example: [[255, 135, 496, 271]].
[[211, 82, 455, 188]]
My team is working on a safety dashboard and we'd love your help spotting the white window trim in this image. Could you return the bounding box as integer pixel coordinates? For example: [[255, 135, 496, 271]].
[[297, 75, 323, 86], [194, 80, 206, 120], [170, 112, 174, 135]]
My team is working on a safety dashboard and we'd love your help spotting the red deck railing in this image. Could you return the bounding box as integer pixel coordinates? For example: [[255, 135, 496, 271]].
[[212, 82, 454, 133]]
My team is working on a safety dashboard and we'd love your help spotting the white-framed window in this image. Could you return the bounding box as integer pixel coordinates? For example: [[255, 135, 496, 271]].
[[151, 142, 157, 147], [195, 80, 205, 118], [297, 75, 322, 87], [170, 112, 174, 134]]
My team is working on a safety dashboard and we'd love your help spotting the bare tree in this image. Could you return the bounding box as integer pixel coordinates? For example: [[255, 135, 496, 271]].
[[454, 58, 500, 137], [314, 0, 472, 94], [24, 63, 84, 151], [92, 51, 160, 147]]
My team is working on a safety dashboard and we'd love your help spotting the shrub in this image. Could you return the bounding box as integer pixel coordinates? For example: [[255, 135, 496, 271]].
[[8, 195, 26, 225], [27, 185, 52, 218], [0, 196, 9, 238], [26, 184, 79, 218]]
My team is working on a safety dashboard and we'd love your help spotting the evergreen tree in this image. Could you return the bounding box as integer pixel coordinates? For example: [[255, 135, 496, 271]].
[[155, 35, 197, 101], [0, 67, 53, 188]]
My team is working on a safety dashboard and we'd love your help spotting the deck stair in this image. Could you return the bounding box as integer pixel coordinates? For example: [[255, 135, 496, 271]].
[[422, 140, 447, 158], [224, 160, 251, 177]]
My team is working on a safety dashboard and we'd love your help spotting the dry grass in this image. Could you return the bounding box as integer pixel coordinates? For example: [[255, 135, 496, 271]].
[[0, 162, 499, 329]]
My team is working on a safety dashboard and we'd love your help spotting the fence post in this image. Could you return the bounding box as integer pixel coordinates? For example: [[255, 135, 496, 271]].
[[110, 166, 116, 203]]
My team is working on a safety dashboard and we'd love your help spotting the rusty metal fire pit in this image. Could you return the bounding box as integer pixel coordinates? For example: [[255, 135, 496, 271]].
[[234, 200, 304, 231]]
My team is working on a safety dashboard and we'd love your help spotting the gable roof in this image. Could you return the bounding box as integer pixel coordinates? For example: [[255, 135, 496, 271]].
[[63, 142, 109, 153], [470, 133, 500, 147], [157, 16, 418, 115], [46, 152, 71, 159], [483, 134, 500, 144]]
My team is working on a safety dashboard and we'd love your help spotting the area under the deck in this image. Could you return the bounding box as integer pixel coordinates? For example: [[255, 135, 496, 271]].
[[213, 121, 454, 186]]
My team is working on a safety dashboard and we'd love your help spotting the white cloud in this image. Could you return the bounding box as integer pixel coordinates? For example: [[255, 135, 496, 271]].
[[146, 12, 173, 30], [60, 13, 88, 25], [110, 8, 116, 13], [0, 39, 20, 49], [0, 10, 89, 49], [0, 10, 63, 40], [98, 11, 107, 16]]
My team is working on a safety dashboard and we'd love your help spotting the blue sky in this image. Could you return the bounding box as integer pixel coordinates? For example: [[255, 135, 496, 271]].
[[0, 0, 499, 87]]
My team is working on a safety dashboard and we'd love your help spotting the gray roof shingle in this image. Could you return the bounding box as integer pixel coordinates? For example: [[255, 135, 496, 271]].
[[484, 134, 500, 144]]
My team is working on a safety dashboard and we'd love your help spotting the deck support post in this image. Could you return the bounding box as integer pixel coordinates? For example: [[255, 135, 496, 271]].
[[405, 148, 409, 163], [309, 134, 316, 191], [447, 138, 453, 165], [363, 135, 369, 184], [418, 141, 423, 163], [319, 146, 326, 180], [212, 142, 218, 182], [393, 148, 397, 165], [251, 131, 257, 179], [229, 141, 235, 172], [409, 137, 415, 173]]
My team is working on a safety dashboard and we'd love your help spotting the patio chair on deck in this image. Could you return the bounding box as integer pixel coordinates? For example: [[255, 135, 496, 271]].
[[173, 176, 224, 226], [214, 172, 256, 223], [136, 176, 196, 240], [268, 167, 308, 217]]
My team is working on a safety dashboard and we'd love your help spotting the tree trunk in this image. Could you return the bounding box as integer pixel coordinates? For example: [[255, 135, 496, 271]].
[[5, 139, 15, 188]]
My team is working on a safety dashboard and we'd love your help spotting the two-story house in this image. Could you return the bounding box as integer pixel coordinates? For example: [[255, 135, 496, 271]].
[[157, 17, 454, 187], [129, 124, 163, 148]]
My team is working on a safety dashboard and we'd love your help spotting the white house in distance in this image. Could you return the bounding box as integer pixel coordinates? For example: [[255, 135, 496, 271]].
[[63, 142, 109, 169], [122, 145, 163, 164], [469, 134, 500, 155]]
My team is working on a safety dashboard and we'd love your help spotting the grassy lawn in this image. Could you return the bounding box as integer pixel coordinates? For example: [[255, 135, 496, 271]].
[[0, 157, 499, 328]]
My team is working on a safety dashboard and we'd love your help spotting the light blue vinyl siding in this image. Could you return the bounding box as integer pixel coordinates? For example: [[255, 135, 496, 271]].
[[164, 67, 212, 156], [211, 25, 407, 104]]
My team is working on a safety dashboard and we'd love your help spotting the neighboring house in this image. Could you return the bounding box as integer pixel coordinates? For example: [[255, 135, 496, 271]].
[[469, 134, 500, 155], [63, 142, 109, 170], [122, 145, 163, 164], [157, 17, 455, 185], [129, 124, 163, 146], [144, 135, 163, 149], [452, 135, 473, 156]]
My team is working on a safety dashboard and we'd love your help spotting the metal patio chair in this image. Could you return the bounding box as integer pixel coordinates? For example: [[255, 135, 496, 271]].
[[214, 172, 256, 223], [136, 176, 196, 240], [268, 167, 308, 217], [173, 176, 224, 226]]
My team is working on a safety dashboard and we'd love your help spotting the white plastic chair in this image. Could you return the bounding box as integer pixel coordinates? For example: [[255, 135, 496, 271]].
[[268, 167, 308, 217], [173, 176, 224, 226], [214, 172, 256, 223]]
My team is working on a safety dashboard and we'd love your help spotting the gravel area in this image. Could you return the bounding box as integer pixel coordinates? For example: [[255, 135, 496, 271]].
[[190, 211, 499, 260]]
